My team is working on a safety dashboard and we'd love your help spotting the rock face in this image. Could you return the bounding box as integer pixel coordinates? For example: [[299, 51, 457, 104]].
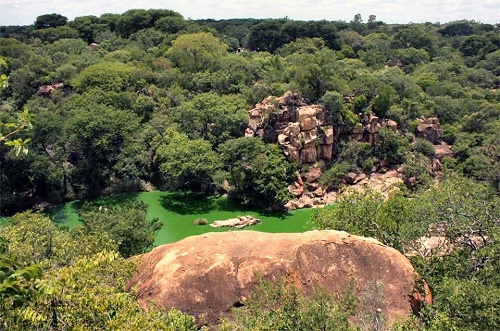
[[129, 231, 431, 324], [246, 92, 410, 165], [210, 216, 261, 229], [416, 117, 443, 144], [246, 91, 333, 164]]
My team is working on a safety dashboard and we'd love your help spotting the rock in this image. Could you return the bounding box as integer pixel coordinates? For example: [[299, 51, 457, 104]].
[[312, 187, 324, 197], [130, 231, 431, 325], [323, 191, 338, 205], [319, 126, 334, 144], [210, 216, 261, 229], [386, 120, 398, 132], [416, 117, 443, 144], [298, 106, 317, 131], [302, 129, 318, 148], [434, 142, 453, 159], [346, 172, 358, 184], [351, 123, 364, 141], [318, 144, 333, 160], [282, 145, 300, 163], [288, 182, 304, 196], [354, 173, 367, 184], [300, 146, 317, 163], [36, 85, 54, 97], [244, 128, 254, 137], [305, 167, 322, 183]]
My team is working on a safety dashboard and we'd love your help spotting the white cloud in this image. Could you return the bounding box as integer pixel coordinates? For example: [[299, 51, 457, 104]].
[[0, 0, 498, 26]]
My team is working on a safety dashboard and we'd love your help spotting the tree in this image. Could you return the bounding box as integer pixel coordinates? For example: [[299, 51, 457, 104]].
[[320, 91, 358, 127], [79, 201, 163, 258], [171, 93, 249, 147], [72, 62, 135, 93], [64, 101, 143, 196], [219, 137, 292, 207], [32, 26, 79, 44], [220, 276, 358, 330], [69, 15, 109, 43], [155, 128, 221, 191], [34, 13, 68, 29], [166, 32, 228, 73], [0, 57, 31, 155]]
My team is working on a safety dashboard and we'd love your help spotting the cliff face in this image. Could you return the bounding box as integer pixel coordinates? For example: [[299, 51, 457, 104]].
[[245, 91, 401, 164], [129, 230, 431, 324]]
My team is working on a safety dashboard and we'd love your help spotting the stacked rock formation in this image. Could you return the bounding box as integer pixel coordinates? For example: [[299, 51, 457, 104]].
[[246, 91, 334, 163], [416, 117, 443, 144], [246, 92, 401, 164]]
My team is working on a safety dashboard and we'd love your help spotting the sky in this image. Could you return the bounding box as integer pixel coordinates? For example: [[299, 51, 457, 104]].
[[0, 0, 498, 26]]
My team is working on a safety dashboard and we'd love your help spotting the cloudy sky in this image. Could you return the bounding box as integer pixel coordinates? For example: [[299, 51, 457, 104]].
[[0, 0, 498, 26]]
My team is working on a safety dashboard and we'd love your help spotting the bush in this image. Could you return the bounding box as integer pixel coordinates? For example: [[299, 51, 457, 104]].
[[192, 218, 208, 225], [319, 162, 349, 190], [412, 138, 436, 158]]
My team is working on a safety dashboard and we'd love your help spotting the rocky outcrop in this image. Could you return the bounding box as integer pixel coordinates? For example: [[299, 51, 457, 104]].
[[129, 231, 431, 325], [246, 92, 407, 165], [210, 215, 261, 229], [246, 91, 333, 164], [36, 83, 71, 98], [416, 117, 443, 144]]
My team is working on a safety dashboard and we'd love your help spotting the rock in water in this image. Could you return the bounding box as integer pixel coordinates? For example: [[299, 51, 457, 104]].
[[129, 230, 431, 324], [209, 215, 261, 229]]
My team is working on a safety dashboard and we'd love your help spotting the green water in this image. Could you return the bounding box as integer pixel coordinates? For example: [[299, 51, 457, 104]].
[[44, 191, 314, 245]]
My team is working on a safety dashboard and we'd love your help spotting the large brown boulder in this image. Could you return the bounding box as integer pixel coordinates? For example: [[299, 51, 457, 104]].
[[129, 231, 430, 325]]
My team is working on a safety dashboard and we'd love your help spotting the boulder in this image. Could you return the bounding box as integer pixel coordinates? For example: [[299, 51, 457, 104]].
[[318, 144, 333, 160], [300, 146, 317, 163], [434, 142, 453, 159], [416, 117, 443, 144], [288, 182, 304, 196], [346, 172, 358, 184], [302, 129, 318, 148], [386, 120, 398, 132], [210, 216, 261, 229], [298, 106, 317, 131], [305, 167, 322, 183], [282, 145, 300, 163], [130, 231, 431, 325], [319, 126, 334, 144]]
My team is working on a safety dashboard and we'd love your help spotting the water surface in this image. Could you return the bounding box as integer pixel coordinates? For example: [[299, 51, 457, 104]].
[[45, 191, 314, 245]]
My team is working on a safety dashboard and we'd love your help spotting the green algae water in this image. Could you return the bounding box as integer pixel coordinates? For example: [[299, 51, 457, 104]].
[[45, 191, 314, 245]]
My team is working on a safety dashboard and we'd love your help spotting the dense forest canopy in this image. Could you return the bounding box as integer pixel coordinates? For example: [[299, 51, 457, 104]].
[[0, 8, 499, 330]]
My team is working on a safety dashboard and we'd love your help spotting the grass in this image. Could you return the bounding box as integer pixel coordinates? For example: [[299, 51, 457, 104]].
[[44, 191, 314, 245]]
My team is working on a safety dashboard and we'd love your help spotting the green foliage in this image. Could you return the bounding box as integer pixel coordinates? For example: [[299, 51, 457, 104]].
[[219, 276, 358, 331], [318, 162, 350, 190], [412, 138, 436, 157], [374, 127, 410, 165], [171, 93, 249, 147], [0, 211, 194, 331], [155, 128, 221, 191], [166, 32, 228, 73], [219, 137, 293, 207], [72, 62, 135, 93], [34, 13, 68, 29], [339, 140, 375, 173], [402, 152, 433, 190], [320, 90, 358, 127], [79, 200, 163, 258]]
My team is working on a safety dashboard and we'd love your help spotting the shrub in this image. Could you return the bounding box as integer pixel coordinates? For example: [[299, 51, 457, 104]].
[[412, 138, 436, 158], [193, 218, 208, 225]]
